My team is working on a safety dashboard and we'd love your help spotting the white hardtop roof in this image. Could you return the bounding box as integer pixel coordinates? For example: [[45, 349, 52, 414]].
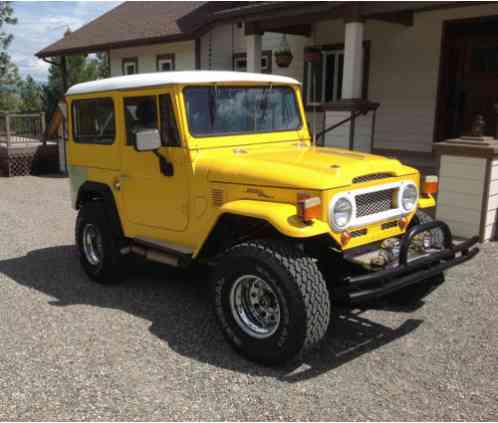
[[66, 71, 301, 96]]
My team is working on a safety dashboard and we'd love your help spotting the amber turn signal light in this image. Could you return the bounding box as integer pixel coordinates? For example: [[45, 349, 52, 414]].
[[422, 175, 439, 195], [297, 193, 321, 223], [399, 216, 409, 229], [341, 231, 352, 246]]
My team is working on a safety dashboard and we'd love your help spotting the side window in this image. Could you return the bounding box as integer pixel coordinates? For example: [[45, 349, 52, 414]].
[[159, 94, 180, 146], [123, 96, 158, 146], [72, 98, 115, 144]]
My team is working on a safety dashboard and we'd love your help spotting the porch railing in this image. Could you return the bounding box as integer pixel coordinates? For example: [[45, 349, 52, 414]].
[[0, 112, 46, 148]]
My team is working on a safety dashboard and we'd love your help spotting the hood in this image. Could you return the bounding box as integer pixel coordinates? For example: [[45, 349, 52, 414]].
[[204, 144, 417, 190]]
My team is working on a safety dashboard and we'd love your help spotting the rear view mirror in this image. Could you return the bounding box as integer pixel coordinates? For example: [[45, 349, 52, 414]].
[[135, 129, 161, 152]]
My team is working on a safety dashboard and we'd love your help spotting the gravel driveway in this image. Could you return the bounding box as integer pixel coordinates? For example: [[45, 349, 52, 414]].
[[0, 176, 496, 420]]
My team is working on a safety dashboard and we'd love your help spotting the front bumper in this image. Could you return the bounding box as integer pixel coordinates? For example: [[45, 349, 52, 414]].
[[337, 220, 479, 304]]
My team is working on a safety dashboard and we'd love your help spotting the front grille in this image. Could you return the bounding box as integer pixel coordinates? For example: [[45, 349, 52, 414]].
[[355, 189, 396, 217], [353, 173, 394, 184]]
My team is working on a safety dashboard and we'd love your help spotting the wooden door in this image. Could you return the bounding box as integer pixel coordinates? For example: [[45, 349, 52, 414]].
[[461, 36, 498, 136], [439, 23, 498, 140]]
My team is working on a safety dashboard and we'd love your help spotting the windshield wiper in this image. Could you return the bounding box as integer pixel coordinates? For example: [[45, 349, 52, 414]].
[[259, 85, 272, 125], [208, 86, 216, 126]]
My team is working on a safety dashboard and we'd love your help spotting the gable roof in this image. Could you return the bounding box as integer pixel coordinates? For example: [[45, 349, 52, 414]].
[[36, 1, 206, 58], [66, 71, 300, 95]]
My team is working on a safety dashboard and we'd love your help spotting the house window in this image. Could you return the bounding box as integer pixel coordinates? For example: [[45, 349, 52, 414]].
[[122, 57, 138, 75], [233, 50, 272, 73], [72, 98, 115, 144], [304, 43, 369, 105], [123, 96, 158, 146], [305, 49, 344, 104], [157, 54, 175, 72]]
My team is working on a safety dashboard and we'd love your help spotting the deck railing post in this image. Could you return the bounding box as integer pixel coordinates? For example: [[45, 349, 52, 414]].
[[41, 112, 46, 145], [5, 113, 11, 149]]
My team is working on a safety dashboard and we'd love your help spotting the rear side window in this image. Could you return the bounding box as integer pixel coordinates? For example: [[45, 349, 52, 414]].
[[124, 96, 158, 146], [72, 98, 115, 144]]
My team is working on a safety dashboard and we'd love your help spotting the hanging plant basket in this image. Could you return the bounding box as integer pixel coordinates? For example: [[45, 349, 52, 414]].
[[275, 51, 293, 68]]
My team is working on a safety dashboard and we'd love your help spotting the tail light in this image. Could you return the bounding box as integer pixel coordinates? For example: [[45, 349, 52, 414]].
[[297, 193, 321, 223], [422, 175, 439, 195]]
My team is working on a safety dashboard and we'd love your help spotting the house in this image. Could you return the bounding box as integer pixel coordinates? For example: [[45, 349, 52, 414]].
[[36, 1, 498, 174]]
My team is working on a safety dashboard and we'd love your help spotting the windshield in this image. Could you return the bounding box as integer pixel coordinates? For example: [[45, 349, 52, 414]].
[[184, 86, 302, 137]]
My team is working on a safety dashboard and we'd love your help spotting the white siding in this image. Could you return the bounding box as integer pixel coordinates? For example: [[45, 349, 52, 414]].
[[353, 113, 373, 152], [324, 111, 350, 149], [436, 155, 486, 239], [200, 23, 308, 76], [311, 4, 498, 153], [483, 159, 498, 241], [200, 24, 234, 70], [306, 110, 325, 141], [109, 40, 195, 76]]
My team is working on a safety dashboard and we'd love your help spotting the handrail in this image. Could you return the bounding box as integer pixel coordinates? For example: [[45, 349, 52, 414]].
[[315, 109, 364, 146]]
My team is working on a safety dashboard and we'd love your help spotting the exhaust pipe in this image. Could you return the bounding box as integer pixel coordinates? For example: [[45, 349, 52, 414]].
[[130, 245, 179, 267]]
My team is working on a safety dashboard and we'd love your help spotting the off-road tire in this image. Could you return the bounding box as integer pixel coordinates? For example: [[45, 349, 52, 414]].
[[385, 209, 445, 305], [75, 202, 125, 284], [211, 239, 330, 365]]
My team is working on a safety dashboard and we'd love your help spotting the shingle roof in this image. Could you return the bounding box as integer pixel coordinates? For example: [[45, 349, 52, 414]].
[[36, 1, 206, 58]]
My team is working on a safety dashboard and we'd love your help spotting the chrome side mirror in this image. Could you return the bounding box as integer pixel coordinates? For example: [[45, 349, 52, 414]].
[[135, 128, 161, 152]]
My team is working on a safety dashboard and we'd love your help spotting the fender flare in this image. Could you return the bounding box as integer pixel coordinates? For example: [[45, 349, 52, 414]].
[[76, 181, 124, 238], [418, 194, 436, 209], [219, 199, 331, 239]]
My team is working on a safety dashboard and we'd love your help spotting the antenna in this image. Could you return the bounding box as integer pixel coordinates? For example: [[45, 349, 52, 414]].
[[312, 72, 317, 146]]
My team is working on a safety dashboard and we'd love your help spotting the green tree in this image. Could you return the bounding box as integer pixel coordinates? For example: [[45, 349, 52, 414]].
[[0, 1, 19, 111], [43, 52, 102, 122], [95, 52, 110, 79], [19, 75, 42, 112]]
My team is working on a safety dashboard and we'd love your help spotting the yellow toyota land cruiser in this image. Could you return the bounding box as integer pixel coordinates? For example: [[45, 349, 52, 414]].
[[66, 71, 479, 365]]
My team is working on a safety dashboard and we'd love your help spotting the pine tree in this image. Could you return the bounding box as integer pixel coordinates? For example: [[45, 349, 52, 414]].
[[0, 1, 20, 111], [19, 75, 42, 112]]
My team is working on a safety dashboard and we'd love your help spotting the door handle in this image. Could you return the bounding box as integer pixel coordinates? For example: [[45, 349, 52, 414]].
[[113, 175, 129, 191]]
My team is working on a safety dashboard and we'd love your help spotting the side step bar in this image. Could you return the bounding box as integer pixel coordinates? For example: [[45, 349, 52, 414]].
[[121, 239, 192, 267], [130, 244, 180, 267]]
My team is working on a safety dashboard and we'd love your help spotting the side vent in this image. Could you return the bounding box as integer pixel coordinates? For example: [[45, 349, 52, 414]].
[[211, 189, 224, 207], [351, 228, 368, 238], [381, 220, 398, 230]]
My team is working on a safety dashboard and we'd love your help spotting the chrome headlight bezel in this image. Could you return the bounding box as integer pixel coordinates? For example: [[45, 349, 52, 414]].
[[329, 195, 354, 231], [400, 183, 418, 212]]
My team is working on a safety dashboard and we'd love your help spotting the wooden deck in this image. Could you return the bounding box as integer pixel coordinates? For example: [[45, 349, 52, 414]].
[[0, 112, 59, 176]]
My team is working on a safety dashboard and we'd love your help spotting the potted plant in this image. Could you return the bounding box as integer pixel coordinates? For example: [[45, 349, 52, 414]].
[[274, 34, 293, 68]]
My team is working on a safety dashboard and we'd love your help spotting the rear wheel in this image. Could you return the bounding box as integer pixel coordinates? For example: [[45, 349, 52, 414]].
[[76, 202, 125, 284], [211, 239, 330, 365]]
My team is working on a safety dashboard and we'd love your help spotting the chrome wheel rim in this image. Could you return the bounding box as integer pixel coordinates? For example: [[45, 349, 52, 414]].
[[82, 224, 103, 267], [229, 274, 281, 339]]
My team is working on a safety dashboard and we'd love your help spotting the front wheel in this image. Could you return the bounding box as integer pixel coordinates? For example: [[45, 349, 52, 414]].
[[211, 239, 330, 365], [75, 202, 125, 284]]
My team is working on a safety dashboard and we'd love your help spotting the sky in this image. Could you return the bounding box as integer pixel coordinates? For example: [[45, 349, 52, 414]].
[[7, 1, 122, 82]]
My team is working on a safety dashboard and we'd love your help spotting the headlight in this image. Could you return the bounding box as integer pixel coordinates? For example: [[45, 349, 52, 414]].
[[401, 184, 418, 211], [331, 197, 353, 230]]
